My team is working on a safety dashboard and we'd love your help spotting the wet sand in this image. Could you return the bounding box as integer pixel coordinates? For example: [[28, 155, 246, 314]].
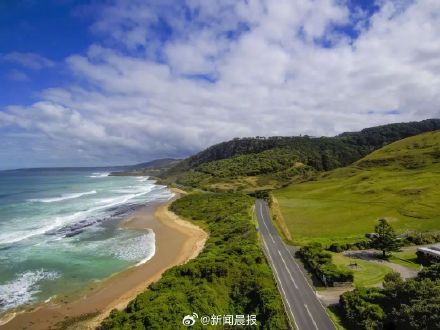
[[1, 190, 207, 330]]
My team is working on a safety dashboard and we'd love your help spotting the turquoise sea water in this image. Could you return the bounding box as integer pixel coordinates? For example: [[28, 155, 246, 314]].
[[0, 168, 173, 314]]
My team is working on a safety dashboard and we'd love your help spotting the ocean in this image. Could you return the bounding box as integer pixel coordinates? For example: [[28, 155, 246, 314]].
[[0, 168, 173, 314]]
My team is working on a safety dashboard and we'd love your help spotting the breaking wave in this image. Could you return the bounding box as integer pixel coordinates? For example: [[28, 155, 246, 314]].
[[28, 190, 97, 203], [0, 270, 60, 312]]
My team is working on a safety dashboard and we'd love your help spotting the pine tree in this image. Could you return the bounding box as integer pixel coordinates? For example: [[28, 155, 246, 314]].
[[371, 219, 400, 258]]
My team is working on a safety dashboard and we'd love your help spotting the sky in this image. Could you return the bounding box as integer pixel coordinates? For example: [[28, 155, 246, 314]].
[[1, 0, 440, 169]]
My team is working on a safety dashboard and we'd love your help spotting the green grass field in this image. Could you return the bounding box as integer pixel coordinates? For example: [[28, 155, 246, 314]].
[[331, 253, 392, 287], [389, 248, 421, 270], [274, 131, 440, 245]]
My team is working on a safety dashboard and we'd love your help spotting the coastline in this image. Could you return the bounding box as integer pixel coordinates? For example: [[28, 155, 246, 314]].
[[0, 188, 207, 330]]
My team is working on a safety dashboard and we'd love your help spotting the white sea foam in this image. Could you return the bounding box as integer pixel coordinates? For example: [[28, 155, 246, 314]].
[[0, 270, 59, 312], [111, 185, 155, 194], [95, 185, 155, 207], [88, 172, 110, 178], [110, 231, 156, 265], [0, 210, 92, 245], [0, 228, 53, 245], [110, 186, 136, 193], [0, 184, 159, 245], [28, 190, 97, 203]]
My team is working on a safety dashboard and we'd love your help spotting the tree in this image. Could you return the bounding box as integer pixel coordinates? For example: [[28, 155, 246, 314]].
[[339, 288, 385, 330], [383, 271, 403, 285], [383, 271, 403, 291], [370, 219, 400, 258], [417, 263, 440, 281]]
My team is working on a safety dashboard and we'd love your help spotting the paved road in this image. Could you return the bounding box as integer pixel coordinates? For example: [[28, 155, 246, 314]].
[[255, 199, 335, 330]]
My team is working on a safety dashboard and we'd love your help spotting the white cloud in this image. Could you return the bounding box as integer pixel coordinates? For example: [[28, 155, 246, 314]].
[[1, 0, 440, 166], [0, 52, 54, 70]]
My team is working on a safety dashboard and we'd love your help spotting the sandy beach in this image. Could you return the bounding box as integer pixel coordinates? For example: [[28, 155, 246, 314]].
[[0, 189, 207, 330]]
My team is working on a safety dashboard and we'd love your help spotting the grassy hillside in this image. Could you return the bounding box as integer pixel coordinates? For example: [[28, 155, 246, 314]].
[[274, 130, 440, 245], [100, 193, 288, 329]]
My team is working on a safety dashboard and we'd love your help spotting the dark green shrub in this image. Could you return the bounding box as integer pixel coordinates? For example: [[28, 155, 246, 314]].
[[299, 244, 354, 285]]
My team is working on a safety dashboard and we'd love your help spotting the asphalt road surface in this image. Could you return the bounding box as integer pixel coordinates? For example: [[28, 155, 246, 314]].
[[255, 199, 335, 330]]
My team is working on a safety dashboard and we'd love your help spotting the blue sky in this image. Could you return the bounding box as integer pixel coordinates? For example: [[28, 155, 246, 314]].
[[0, 0, 95, 107], [0, 0, 439, 169]]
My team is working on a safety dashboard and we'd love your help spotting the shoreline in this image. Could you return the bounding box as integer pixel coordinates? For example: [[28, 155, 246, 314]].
[[1, 188, 208, 330]]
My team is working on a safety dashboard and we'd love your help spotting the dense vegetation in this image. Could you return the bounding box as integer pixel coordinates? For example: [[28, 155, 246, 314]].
[[298, 243, 354, 286], [196, 148, 299, 178], [274, 130, 440, 245], [328, 231, 440, 253], [327, 240, 371, 252], [174, 148, 314, 192], [164, 119, 440, 177], [100, 193, 288, 329], [339, 264, 440, 329]]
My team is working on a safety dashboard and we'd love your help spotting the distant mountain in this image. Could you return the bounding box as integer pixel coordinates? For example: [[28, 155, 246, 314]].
[[111, 158, 181, 176], [1, 158, 182, 174], [126, 158, 181, 170]]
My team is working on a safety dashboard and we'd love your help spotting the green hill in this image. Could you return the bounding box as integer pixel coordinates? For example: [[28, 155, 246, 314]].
[[165, 119, 440, 174], [273, 130, 440, 245], [162, 119, 440, 191], [172, 148, 314, 192]]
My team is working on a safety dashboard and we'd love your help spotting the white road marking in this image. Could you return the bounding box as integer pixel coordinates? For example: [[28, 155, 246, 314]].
[[259, 203, 275, 243], [304, 304, 319, 330], [277, 250, 299, 289], [284, 244, 332, 316], [262, 239, 299, 330], [258, 201, 336, 329]]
